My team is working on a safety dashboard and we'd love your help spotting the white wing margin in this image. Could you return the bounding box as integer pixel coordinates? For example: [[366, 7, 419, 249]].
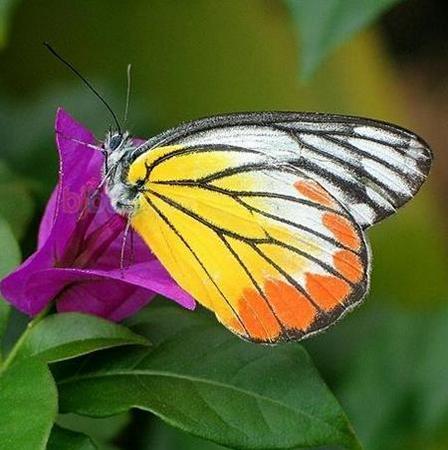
[[137, 112, 433, 228]]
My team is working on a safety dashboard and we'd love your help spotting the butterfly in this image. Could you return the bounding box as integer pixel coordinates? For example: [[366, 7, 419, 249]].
[[101, 111, 433, 343]]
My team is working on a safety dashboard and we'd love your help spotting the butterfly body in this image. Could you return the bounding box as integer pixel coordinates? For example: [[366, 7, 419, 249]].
[[102, 131, 137, 214], [102, 112, 432, 344]]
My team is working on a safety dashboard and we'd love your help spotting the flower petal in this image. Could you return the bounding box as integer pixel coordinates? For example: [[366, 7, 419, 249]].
[[47, 108, 103, 258], [1, 108, 197, 320], [37, 188, 58, 249], [0, 244, 55, 315], [56, 279, 156, 322], [23, 262, 195, 319], [1, 109, 103, 314]]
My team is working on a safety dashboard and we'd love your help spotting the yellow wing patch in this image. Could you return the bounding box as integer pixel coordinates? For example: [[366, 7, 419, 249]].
[[128, 145, 369, 343]]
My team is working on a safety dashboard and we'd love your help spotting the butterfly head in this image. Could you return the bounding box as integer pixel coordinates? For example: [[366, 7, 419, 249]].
[[102, 130, 135, 169], [103, 130, 131, 154]]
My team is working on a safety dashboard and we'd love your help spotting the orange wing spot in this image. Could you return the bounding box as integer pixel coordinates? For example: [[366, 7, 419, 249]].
[[294, 180, 336, 207], [265, 279, 316, 331], [236, 288, 282, 341], [322, 212, 361, 250], [306, 273, 351, 311], [333, 250, 364, 283], [227, 318, 247, 336]]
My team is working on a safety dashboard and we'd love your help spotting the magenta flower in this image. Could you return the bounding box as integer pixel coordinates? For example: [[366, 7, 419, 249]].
[[0, 108, 195, 321]]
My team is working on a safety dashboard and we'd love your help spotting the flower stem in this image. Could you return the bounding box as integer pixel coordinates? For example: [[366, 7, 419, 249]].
[[0, 305, 51, 372]]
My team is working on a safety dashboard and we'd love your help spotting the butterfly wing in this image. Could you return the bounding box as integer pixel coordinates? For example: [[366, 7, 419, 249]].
[[136, 112, 432, 228], [127, 143, 370, 343]]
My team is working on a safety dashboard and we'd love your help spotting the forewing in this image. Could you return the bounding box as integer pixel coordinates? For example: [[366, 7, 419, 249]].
[[128, 145, 370, 343], [137, 112, 432, 228]]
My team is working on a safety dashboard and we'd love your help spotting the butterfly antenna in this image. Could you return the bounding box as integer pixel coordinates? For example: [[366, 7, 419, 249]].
[[123, 64, 132, 125], [43, 42, 123, 135]]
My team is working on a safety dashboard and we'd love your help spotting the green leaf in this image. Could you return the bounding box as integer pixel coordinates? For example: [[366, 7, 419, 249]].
[[416, 310, 448, 433], [0, 358, 57, 450], [0, 216, 20, 277], [0, 216, 21, 359], [0, 298, 10, 356], [0, 160, 34, 240], [57, 413, 130, 450], [335, 305, 448, 450], [286, 0, 402, 79], [57, 306, 361, 450], [47, 426, 97, 450], [14, 312, 149, 364], [0, 0, 21, 48], [147, 418, 230, 450]]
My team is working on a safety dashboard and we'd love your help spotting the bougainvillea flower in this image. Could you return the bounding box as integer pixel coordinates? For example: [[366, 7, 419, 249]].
[[0, 108, 195, 321]]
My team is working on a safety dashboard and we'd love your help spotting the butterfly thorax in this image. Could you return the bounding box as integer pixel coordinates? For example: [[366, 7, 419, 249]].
[[102, 130, 141, 216]]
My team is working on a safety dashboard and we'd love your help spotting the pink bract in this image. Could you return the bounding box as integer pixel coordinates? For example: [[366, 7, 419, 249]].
[[0, 108, 195, 321]]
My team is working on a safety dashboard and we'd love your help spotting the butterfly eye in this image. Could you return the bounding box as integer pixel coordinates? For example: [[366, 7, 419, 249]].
[[109, 134, 123, 151]]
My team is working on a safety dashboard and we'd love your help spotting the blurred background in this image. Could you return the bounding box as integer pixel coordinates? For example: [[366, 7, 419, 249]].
[[1, 1, 447, 449]]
